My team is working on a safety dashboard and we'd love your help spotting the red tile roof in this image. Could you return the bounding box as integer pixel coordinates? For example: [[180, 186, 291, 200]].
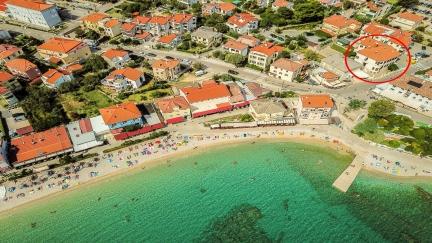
[[102, 49, 128, 60], [219, 2, 236, 11], [251, 42, 284, 57], [104, 18, 120, 28], [63, 63, 83, 73], [133, 15, 151, 24], [41, 69, 66, 85], [81, 12, 109, 23], [321, 71, 339, 81], [0, 71, 13, 83], [6, 0, 53, 11], [5, 58, 37, 73], [156, 96, 190, 113], [227, 13, 257, 27], [358, 44, 400, 61], [171, 13, 193, 24], [181, 81, 231, 103], [271, 58, 304, 72], [134, 31, 151, 40], [152, 59, 180, 69], [397, 11, 424, 23], [158, 33, 178, 44], [323, 15, 361, 30], [79, 118, 93, 133], [38, 37, 83, 54], [10, 126, 73, 164], [0, 44, 21, 60], [122, 22, 136, 32], [272, 0, 289, 8], [300, 94, 334, 108], [106, 67, 143, 81], [223, 39, 248, 50], [100, 102, 142, 125], [149, 16, 170, 25]]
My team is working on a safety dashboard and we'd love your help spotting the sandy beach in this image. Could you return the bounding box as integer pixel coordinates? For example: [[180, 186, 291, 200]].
[[1, 127, 431, 215]]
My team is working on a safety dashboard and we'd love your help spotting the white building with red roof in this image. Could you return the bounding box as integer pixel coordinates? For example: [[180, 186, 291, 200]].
[[41, 69, 73, 89], [152, 59, 181, 81], [155, 96, 191, 124], [122, 22, 138, 36], [157, 33, 181, 48], [361, 22, 412, 52], [227, 13, 259, 34], [148, 16, 171, 36], [179, 80, 234, 118], [99, 102, 143, 130], [191, 26, 222, 47], [37, 37, 91, 65], [102, 67, 145, 91], [6, 0, 61, 29], [354, 37, 401, 73], [66, 118, 104, 152], [297, 94, 335, 124], [269, 58, 307, 82], [102, 49, 130, 68], [5, 58, 41, 81], [80, 13, 121, 37], [272, 0, 292, 9], [237, 35, 261, 47], [202, 2, 236, 16], [391, 11, 424, 31], [248, 42, 284, 70], [170, 13, 196, 33], [223, 39, 249, 56], [322, 15, 362, 36]]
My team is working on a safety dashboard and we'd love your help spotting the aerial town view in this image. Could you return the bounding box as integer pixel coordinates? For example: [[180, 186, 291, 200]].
[[0, 0, 431, 241]]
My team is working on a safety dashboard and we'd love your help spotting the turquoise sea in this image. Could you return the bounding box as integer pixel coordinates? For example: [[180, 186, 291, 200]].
[[1, 141, 431, 242]]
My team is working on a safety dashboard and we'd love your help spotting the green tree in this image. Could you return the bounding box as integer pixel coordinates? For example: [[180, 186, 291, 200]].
[[368, 99, 395, 119], [388, 63, 399, 71], [293, 0, 325, 23], [304, 50, 321, 61], [396, 0, 419, 8], [353, 118, 378, 136], [84, 54, 108, 73], [224, 53, 246, 67], [348, 99, 367, 110]]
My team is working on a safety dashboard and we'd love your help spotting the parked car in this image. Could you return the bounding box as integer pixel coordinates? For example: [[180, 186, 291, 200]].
[[228, 69, 239, 75], [165, 55, 174, 60], [195, 70, 206, 77]]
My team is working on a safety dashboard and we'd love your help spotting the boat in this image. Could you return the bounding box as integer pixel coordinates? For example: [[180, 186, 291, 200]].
[[0, 186, 6, 199]]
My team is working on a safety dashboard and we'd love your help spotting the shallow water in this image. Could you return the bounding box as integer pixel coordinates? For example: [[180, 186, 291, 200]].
[[1, 142, 431, 242]]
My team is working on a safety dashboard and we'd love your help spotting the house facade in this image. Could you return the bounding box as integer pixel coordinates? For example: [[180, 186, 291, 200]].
[[269, 58, 306, 82], [248, 42, 284, 70], [223, 39, 249, 56], [297, 94, 334, 125], [321, 15, 361, 36], [37, 37, 91, 65], [102, 49, 130, 68], [5, 58, 41, 80], [191, 26, 222, 47], [227, 13, 259, 34], [155, 96, 191, 124], [102, 67, 145, 91], [41, 69, 73, 88], [152, 59, 181, 81], [99, 102, 143, 130]]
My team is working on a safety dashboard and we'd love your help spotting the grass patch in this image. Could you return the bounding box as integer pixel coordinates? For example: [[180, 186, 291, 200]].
[[204, 114, 254, 126], [61, 89, 114, 119], [331, 43, 347, 53]]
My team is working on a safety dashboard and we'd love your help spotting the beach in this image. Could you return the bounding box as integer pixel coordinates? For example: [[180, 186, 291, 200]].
[[1, 126, 431, 215]]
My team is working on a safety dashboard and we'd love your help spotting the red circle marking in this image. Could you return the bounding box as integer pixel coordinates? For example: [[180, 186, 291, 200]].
[[343, 34, 411, 84]]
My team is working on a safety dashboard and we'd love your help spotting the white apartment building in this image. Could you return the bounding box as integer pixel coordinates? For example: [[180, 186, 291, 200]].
[[355, 43, 400, 73], [227, 13, 259, 34], [296, 94, 334, 125], [248, 42, 284, 70], [391, 11, 424, 31], [223, 39, 249, 56], [373, 76, 432, 112], [6, 0, 61, 29], [269, 58, 306, 82]]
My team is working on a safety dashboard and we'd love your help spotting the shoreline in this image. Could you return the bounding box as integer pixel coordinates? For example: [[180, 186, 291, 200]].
[[0, 129, 431, 216]]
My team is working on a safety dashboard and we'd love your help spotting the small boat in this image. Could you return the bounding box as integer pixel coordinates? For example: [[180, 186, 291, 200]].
[[0, 186, 6, 199]]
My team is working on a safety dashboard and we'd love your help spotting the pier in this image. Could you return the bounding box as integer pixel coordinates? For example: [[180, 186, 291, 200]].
[[332, 156, 363, 193]]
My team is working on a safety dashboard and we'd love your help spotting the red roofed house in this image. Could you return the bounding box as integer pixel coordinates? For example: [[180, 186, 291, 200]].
[[297, 94, 335, 124], [99, 102, 143, 130], [361, 22, 412, 52], [133, 31, 152, 42], [102, 67, 145, 91], [0, 44, 23, 63], [269, 58, 307, 82], [148, 16, 171, 36], [170, 13, 197, 33], [391, 11, 424, 31], [80, 12, 121, 37], [223, 39, 249, 56], [0, 70, 19, 106], [157, 33, 181, 48], [272, 0, 292, 10], [133, 15, 151, 30], [102, 49, 130, 68], [152, 59, 181, 81], [9, 126, 74, 168], [5, 0, 61, 29], [179, 80, 234, 118], [5, 58, 41, 80], [227, 13, 259, 34], [41, 68, 73, 88], [322, 15, 362, 36], [359, 1, 384, 19], [248, 42, 284, 70], [237, 35, 261, 47], [122, 22, 138, 36], [202, 2, 236, 16], [37, 37, 91, 64], [155, 96, 191, 124], [354, 39, 401, 73]]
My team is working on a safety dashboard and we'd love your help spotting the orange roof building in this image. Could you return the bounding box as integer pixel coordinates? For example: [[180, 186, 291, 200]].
[[297, 94, 334, 124], [37, 37, 91, 64], [10, 126, 74, 167], [103, 67, 145, 91], [157, 33, 180, 47], [227, 13, 259, 34], [355, 43, 400, 73], [81, 12, 109, 23], [81, 13, 121, 37], [393, 11, 424, 30], [99, 102, 143, 129], [151, 59, 181, 81], [155, 96, 190, 124], [322, 14, 361, 36], [203, 2, 236, 16], [269, 58, 306, 82], [102, 49, 130, 67], [5, 58, 41, 80], [6, 0, 61, 29], [272, 0, 291, 9], [361, 23, 412, 50], [41, 68, 73, 88], [0, 44, 23, 63], [223, 39, 249, 56], [248, 42, 284, 69]]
